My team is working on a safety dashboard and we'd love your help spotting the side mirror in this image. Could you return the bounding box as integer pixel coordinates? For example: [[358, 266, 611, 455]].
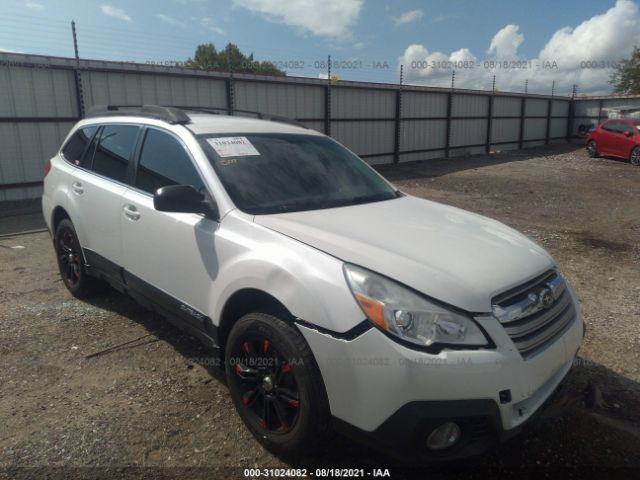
[[625, 130, 634, 137], [153, 185, 219, 221]]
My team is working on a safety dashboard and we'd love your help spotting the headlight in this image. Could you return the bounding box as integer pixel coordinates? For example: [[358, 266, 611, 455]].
[[344, 264, 489, 348]]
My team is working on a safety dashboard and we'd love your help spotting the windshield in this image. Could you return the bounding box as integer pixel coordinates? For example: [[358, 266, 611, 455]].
[[198, 133, 399, 215]]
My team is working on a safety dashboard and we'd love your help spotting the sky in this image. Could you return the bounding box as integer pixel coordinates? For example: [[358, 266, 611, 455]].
[[1, 0, 639, 95]]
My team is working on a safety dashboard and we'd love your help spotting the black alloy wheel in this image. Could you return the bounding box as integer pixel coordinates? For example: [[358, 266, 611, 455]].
[[225, 312, 330, 454], [54, 218, 101, 297], [231, 335, 301, 434]]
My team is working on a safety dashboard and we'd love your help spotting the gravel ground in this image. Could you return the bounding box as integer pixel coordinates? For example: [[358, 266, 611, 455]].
[[1, 144, 639, 479]]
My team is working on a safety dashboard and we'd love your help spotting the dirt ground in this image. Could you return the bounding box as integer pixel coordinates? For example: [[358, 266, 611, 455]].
[[1, 144, 639, 479]]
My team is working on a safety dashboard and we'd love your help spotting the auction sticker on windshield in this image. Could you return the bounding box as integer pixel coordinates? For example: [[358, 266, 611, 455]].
[[206, 136, 260, 157]]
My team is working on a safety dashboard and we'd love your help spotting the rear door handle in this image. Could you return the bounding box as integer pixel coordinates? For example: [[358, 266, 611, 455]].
[[71, 182, 84, 195], [123, 204, 141, 221]]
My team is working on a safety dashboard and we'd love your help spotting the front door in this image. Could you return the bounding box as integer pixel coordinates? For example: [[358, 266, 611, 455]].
[[119, 126, 220, 332], [615, 120, 638, 159]]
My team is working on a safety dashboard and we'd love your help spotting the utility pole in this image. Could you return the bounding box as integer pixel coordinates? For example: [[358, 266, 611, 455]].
[[324, 55, 332, 136], [71, 20, 79, 60], [393, 65, 403, 164], [70, 20, 84, 117]]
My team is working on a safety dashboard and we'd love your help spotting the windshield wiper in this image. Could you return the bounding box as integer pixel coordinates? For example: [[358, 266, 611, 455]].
[[249, 191, 399, 215], [327, 192, 398, 209]]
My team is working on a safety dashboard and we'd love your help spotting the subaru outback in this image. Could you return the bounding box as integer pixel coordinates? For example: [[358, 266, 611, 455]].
[[42, 105, 584, 462]]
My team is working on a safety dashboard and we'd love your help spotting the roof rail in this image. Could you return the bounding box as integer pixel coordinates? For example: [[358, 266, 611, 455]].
[[85, 105, 191, 125], [84, 104, 308, 129], [173, 106, 309, 129]]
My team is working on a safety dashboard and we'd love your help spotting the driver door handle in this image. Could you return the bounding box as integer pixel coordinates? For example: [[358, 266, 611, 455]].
[[123, 204, 141, 221]]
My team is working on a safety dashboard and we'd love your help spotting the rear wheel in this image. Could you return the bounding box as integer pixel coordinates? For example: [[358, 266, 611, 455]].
[[54, 219, 102, 298], [586, 140, 599, 158], [225, 312, 330, 454], [631, 146, 640, 166]]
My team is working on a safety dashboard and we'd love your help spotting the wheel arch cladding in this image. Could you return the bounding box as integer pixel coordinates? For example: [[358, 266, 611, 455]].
[[218, 288, 295, 351], [52, 206, 70, 233]]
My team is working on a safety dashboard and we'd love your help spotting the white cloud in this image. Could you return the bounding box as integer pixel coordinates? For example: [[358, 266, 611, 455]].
[[399, 0, 640, 95], [201, 17, 226, 35], [24, 2, 44, 10], [0, 47, 23, 53], [156, 13, 186, 27], [431, 14, 455, 24], [450, 48, 476, 63], [487, 24, 523, 59], [393, 9, 424, 25], [232, 0, 364, 38], [99, 4, 132, 23]]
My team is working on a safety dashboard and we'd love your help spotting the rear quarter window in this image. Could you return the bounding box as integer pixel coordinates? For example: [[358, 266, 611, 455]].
[[61, 126, 98, 165]]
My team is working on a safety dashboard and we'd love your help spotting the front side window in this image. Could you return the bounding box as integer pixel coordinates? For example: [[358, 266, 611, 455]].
[[198, 133, 398, 215], [621, 121, 635, 135], [135, 129, 204, 194], [61, 126, 98, 165], [90, 125, 139, 183]]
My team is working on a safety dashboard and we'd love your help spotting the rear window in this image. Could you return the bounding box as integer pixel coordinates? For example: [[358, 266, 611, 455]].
[[61, 126, 98, 165]]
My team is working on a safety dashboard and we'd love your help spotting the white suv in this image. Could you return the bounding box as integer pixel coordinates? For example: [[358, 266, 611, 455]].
[[42, 105, 584, 462]]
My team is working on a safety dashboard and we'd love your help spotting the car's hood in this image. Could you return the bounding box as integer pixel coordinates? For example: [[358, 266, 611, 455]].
[[254, 195, 554, 313]]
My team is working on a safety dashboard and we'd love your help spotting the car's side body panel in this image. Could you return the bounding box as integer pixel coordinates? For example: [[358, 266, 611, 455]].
[[206, 212, 366, 335]]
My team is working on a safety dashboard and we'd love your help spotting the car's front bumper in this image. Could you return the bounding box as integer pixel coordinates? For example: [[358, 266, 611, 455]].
[[331, 366, 574, 463], [297, 307, 583, 462]]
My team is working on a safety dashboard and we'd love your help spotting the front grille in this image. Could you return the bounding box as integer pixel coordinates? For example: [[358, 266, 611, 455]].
[[492, 270, 576, 359]]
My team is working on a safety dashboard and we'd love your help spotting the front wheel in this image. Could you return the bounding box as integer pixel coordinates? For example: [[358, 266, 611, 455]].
[[225, 312, 330, 455], [586, 140, 599, 158], [631, 146, 640, 166]]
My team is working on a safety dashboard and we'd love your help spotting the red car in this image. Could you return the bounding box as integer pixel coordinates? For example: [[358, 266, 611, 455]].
[[586, 118, 640, 166]]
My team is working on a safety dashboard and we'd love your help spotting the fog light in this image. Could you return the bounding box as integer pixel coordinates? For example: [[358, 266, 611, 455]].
[[426, 422, 461, 450]]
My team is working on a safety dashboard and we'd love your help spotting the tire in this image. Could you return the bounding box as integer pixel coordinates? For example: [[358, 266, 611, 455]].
[[225, 312, 330, 455], [631, 146, 640, 166], [586, 140, 599, 158], [54, 218, 102, 298]]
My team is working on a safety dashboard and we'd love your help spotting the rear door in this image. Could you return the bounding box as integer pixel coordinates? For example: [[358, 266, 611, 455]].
[[69, 124, 141, 278], [597, 120, 617, 156], [120, 126, 219, 331]]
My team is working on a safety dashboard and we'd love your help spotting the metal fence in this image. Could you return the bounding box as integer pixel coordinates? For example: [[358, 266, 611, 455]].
[[1, 51, 636, 202]]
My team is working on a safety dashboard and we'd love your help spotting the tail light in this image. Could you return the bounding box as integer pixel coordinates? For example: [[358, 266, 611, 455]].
[[44, 158, 52, 177]]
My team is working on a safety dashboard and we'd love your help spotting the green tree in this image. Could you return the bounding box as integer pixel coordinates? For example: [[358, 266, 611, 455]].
[[186, 43, 285, 76], [186, 43, 218, 69], [610, 46, 640, 94]]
